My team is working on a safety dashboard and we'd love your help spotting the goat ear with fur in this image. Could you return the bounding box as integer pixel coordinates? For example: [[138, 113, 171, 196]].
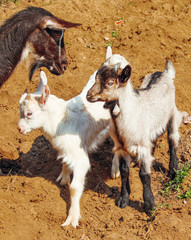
[[106, 46, 112, 60], [120, 65, 131, 83], [39, 85, 50, 106], [38, 71, 50, 106], [35, 70, 48, 93], [40, 16, 81, 30]]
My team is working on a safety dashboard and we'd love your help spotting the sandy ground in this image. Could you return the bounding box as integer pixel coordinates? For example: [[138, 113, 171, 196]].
[[0, 0, 191, 239]]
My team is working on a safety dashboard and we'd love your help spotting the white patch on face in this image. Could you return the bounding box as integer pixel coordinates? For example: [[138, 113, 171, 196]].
[[40, 56, 45, 61]]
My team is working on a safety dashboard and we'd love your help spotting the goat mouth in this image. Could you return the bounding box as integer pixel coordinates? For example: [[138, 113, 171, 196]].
[[29, 61, 67, 80], [29, 61, 45, 80], [86, 95, 102, 103], [50, 62, 66, 75]]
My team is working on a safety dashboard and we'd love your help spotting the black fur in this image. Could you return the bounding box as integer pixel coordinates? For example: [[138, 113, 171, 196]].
[[0, 7, 54, 86], [120, 65, 131, 83], [134, 71, 163, 95], [117, 156, 131, 208], [103, 100, 119, 118], [167, 117, 178, 179], [0, 7, 80, 86], [139, 163, 155, 215]]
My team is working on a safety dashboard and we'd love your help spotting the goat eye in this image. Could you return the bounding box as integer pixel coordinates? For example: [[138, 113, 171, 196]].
[[27, 112, 32, 117], [54, 32, 61, 38], [107, 82, 114, 87]]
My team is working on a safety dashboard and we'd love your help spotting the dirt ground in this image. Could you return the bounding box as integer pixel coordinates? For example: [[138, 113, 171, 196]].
[[0, 0, 191, 239]]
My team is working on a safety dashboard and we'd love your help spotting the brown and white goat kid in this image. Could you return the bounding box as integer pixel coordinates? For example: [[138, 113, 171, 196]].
[[17, 69, 112, 227], [87, 48, 189, 214], [0, 6, 81, 86]]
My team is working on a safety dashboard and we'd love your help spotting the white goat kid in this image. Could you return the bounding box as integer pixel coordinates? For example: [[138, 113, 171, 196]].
[[18, 70, 110, 227], [86, 48, 190, 215]]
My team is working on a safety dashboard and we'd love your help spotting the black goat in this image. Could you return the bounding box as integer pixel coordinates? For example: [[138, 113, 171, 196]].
[[0, 6, 81, 87]]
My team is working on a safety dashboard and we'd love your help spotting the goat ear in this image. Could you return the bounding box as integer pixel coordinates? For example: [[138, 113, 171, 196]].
[[39, 85, 50, 106], [120, 65, 131, 83], [40, 17, 81, 30], [106, 46, 112, 60], [35, 71, 48, 94]]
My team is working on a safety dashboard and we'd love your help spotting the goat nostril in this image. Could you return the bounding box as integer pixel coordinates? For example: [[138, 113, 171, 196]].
[[63, 65, 67, 71], [17, 126, 21, 132]]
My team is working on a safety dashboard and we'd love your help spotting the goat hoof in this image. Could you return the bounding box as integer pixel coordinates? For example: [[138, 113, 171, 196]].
[[111, 170, 120, 179], [144, 201, 155, 216], [61, 216, 79, 228], [168, 169, 176, 180], [116, 195, 129, 208]]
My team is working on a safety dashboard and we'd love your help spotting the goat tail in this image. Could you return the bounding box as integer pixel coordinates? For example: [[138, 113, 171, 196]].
[[164, 59, 175, 79]]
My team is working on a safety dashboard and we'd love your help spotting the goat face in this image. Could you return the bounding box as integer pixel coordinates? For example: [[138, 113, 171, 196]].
[[28, 17, 81, 80], [86, 64, 132, 103], [18, 93, 42, 134], [0, 7, 81, 85], [28, 28, 67, 80], [18, 82, 50, 134]]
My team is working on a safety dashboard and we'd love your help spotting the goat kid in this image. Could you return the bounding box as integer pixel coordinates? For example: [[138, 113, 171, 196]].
[[0, 6, 81, 86], [87, 48, 190, 214], [17, 69, 112, 227]]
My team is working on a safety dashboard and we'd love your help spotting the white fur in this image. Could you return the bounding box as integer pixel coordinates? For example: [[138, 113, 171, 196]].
[[18, 71, 110, 227], [17, 55, 123, 227], [112, 67, 181, 174], [90, 49, 190, 177]]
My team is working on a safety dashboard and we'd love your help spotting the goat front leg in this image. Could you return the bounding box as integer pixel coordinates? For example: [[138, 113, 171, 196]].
[[139, 161, 155, 215], [61, 157, 90, 228], [117, 155, 131, 208]]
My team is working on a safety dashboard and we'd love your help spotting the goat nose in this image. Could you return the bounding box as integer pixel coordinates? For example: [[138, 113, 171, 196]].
[[17, 126, 23, 133], [63, 65, 67, 71]]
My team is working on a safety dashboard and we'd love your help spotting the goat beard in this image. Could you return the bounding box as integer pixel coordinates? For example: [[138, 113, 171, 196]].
[[29, 60, 64, 81], [29, 61, 47, 81]]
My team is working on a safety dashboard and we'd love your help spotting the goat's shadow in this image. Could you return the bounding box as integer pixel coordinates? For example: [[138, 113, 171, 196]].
[[0, 135, 168, 216]]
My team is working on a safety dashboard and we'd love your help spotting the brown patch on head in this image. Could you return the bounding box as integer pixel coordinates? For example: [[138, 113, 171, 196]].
[[87, 64, 132, 103], [87, 65, 120, 102], [26, 94, 32, 100]]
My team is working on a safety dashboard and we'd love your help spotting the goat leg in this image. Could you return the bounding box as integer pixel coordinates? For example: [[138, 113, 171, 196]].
[[116, 156, 130, 208], [167, 117, 178, 180], [168, 138, 178, 180], [139, 163, 155, 215]]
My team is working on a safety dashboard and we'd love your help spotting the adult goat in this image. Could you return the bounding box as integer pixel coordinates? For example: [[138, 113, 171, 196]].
[[0, 6, 81, 86]]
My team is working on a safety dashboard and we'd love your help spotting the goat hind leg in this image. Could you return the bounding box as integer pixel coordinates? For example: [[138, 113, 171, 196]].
[[167, 117, 179, 180], [56, 162, 71, 186]]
